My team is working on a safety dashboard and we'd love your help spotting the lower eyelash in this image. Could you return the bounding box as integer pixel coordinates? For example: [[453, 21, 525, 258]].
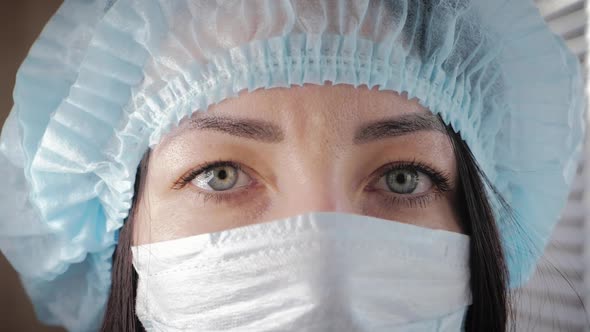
[[190, 183, 256, 205], [376, 190, 445, 209], [197, 191, 240, 204]]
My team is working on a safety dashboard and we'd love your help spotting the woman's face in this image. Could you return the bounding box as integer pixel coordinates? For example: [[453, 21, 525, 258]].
[[133, 84, 462, 245]]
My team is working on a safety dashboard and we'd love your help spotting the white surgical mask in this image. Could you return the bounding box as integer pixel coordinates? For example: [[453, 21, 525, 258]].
[[132, 212, 472, 331]]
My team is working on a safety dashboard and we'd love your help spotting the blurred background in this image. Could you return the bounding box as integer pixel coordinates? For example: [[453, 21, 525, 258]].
[[0, 0, 588, 331], [1, 4, 65, 332]]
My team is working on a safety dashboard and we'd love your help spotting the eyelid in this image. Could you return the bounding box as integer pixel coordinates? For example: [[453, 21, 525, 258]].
[[368, 159, 452, 192], [364, 160, 453, 209], [172, 160, 249, 190], [373, 168, 433, 195], [193, 164, 252, 192]]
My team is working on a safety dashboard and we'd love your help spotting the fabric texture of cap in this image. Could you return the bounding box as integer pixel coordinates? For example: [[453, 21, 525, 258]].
[[0, 0, 585, 331]]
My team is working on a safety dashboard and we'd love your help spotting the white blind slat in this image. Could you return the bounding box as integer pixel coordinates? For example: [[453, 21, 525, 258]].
[[536, 0, 585, 18]]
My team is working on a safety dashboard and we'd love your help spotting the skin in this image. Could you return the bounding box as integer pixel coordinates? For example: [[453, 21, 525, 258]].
[[133, 83, 463, 245]]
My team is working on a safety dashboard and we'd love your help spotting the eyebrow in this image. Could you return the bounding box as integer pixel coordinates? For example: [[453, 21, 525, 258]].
[[187, 112, 445, 144], [353, 112, 447, 144], [189, 116, 285, 143]]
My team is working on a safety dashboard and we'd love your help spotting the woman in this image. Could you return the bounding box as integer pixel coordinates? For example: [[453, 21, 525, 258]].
[[0, 0, 584, 331]]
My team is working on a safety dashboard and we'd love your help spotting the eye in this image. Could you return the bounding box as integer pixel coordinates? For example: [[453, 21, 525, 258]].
[[191, 164, 252, 192], [376, 168, 433, 195]]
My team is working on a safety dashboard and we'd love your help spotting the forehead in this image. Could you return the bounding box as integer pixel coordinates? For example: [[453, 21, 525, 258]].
[[213, 83, 425, 118], [165, 83, 433, 142]]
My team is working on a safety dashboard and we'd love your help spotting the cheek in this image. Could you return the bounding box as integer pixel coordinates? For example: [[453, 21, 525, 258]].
[[135, 186, 273, 244], [423, 196, 464, 233]]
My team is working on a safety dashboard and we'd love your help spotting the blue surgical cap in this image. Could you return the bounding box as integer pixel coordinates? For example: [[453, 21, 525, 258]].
[[0, 0, 585, 331]]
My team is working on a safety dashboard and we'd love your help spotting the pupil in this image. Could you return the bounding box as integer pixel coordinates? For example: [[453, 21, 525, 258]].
[[218, 169, 227, 180], [396, 173, 406, 184]]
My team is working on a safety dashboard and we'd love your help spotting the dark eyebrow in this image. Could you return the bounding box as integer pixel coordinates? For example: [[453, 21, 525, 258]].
[[354, 113, 447, 144], [189, 115, 285, 143]]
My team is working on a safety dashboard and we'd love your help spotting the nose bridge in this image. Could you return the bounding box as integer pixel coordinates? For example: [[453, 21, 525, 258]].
[[273, 102, 356, 218], [274, 151, 356, 218]]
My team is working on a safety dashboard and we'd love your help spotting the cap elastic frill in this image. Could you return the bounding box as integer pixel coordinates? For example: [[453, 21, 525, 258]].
[[0, 0, 585, 331]]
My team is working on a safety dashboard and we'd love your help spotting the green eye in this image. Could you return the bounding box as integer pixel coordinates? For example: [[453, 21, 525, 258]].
[[195, 165, 239, 191]]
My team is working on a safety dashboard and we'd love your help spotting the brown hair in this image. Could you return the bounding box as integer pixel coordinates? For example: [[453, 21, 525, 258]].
[[100, 150, 150, 332]]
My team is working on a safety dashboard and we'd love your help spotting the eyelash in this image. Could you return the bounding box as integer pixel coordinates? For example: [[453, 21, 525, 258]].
[[172, 159, 251, 204], [172, 158, 453, 208], [366, 159, 452, 209]]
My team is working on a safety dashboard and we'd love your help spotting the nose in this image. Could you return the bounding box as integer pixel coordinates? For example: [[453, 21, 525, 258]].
[[281, 188, 354, 217], [268, 166, 358, 220]]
